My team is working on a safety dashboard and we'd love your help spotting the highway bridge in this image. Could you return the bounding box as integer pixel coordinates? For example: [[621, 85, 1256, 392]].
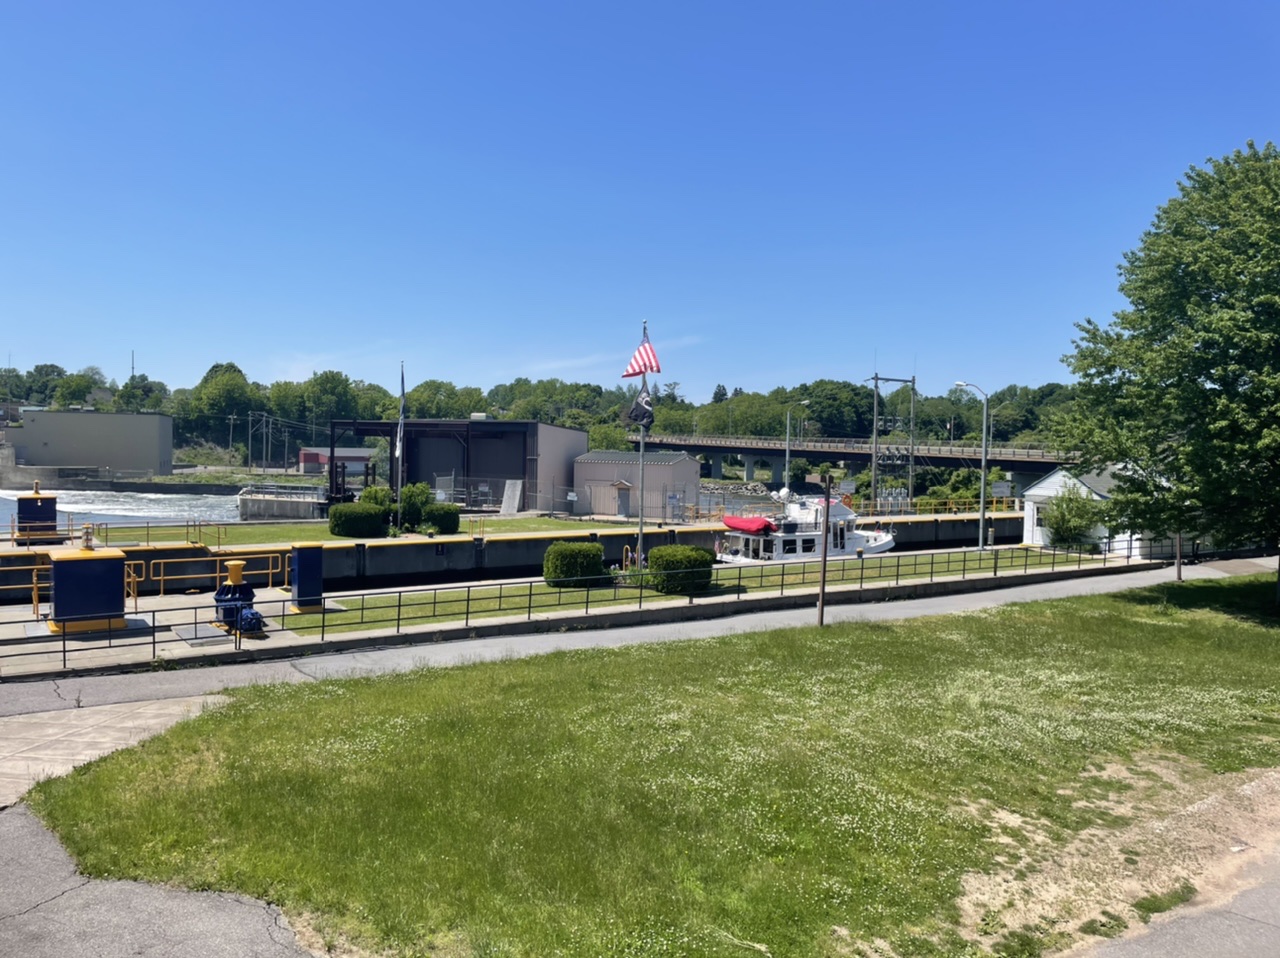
[[629, 433, 1075, 484]]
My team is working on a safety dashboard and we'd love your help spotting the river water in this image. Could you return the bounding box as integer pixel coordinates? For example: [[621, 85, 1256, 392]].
[[0, 488, 239, 528]]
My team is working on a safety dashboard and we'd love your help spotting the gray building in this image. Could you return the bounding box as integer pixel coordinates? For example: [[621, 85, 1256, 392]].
[[572, 450, 700, 519], [330, 418, 587, 511], [11, 411, 173, 476]]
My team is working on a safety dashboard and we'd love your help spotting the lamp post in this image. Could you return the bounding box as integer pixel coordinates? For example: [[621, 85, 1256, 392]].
[[784, 399, 810, 491], [955, 381, 989, 549]]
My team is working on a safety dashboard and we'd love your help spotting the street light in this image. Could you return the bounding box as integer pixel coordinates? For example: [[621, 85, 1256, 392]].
[[955, 381, 989, 549], [784, 399, 810, 492]]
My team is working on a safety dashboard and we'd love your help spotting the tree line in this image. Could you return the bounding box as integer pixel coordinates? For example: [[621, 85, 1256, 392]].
[[1, 359, 1076, 458]]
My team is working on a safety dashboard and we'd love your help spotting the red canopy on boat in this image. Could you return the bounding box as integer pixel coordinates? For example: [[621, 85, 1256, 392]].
[[723, 515, 777, 534]]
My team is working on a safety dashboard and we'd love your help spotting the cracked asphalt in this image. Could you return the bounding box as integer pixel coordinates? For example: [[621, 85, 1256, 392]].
[[1, 804, 311, 957], [1, 558, 1277, 957]]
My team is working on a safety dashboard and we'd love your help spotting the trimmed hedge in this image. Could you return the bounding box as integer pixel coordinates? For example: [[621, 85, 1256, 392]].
[[422, 502, 461, 535], [543, 541, 607, 589], [646, 545, 715, 595], [358, 486, 392, 508], [329, 502, 389, 538]]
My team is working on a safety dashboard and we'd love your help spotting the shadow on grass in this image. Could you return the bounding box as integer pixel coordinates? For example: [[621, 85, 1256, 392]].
[[1112, 573, 1280, 630]]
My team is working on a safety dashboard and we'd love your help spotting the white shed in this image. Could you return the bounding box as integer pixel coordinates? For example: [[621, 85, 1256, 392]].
[[1021, 467, 1167, 557]]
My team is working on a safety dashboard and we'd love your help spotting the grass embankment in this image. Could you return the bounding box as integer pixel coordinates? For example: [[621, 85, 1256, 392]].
[[283, 547, 1106, 635], [29, 575, 1280, 957]]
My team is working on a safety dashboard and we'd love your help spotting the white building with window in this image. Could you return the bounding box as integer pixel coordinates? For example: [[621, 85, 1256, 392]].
[[1021, 467, 1172, 557]]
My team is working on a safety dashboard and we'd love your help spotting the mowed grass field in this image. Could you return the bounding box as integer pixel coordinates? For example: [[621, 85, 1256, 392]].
[[27, 575, 1280, 958]]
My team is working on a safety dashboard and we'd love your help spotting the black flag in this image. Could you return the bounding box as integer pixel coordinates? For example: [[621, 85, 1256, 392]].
[[628, 383, 654, 430]]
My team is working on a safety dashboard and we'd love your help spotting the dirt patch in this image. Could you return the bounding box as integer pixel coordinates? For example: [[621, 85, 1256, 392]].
[[955, 757, 1280, 953], [288, 912, 470, 958]]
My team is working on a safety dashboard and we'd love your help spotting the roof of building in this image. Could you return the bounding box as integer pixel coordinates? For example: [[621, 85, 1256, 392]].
[[1023, 465, 1122, 500], [1075, 468, 1122, 498], [300, 446, 375, 458], [575, 450, 694, 466]]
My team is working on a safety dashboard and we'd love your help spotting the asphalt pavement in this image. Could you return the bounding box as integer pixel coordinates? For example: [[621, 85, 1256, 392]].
[[1, 556, 1276, 958]]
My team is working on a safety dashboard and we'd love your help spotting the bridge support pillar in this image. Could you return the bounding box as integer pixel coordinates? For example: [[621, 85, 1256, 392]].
[[709, 455, 723, 479], [769, 457, 784, 485]]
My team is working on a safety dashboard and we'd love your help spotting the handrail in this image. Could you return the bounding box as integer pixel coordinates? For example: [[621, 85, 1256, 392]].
[[628, 432, 1077, 461], [147, 552, 287, 596]]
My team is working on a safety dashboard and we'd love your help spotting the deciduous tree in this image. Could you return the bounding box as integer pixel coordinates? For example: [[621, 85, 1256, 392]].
[[1059, 142, 1280, 600]]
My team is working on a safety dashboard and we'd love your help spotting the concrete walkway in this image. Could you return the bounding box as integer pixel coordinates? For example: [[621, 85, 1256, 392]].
[[0, 556, 1276, 957]]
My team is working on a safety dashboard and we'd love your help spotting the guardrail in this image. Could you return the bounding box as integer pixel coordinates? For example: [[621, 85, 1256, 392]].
[[631, 433, 1077, 462], [0, 542, 1197, 677], [238, 483, 327, 500], [147, 552, 288, 596]]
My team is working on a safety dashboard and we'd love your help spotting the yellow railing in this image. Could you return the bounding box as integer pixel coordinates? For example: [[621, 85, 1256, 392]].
[[148, 552, 288, 596], [125, 560, 144, 610]]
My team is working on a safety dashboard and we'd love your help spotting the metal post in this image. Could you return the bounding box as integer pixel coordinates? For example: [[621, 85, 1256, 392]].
[[908, 377, 916, 508], [871, 376, 880, 508], [956, 381, 989, 550], [818, 475, 831, 626], [637, 428, 646, 565], [785, 399, 809, 491]]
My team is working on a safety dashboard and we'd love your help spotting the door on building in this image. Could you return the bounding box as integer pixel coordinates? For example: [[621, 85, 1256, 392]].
[[616, 489, 630, 517]]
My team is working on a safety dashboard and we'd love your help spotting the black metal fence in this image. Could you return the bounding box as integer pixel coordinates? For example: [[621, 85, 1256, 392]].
[[0, 543, 1199, 678]]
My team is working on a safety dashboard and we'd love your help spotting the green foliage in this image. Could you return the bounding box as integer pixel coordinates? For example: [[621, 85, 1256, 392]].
[[1059, 142, 1280, 594], [396, 481, 434, 530], [542, 541, 607, 588], [588, 423, 630, 451], [1041, 483, 1102, 547], [1132, 882, 1196, 923], [1079, 910, 1129, 938], [421, 501, 461, 535], [358, 486, 392, 508], [787, 457, 811, 487], [52, 372, 97, 407], [173, 442, 245, 468], [328, 503, 388, 538], [646, 545, 715, 595]]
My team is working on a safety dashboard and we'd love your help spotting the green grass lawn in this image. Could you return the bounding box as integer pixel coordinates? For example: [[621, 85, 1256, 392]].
[[282, 547, 1106, 635], [28, 575, 1280, 957]]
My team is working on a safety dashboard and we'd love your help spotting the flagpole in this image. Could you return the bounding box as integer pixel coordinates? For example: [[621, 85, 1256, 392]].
[[637, 373, 646, 568], [396, 361, 405, 531]]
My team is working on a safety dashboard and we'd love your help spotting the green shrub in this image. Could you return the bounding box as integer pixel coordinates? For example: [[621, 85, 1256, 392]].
[[359, 486, 392, 508], [1042, 484, 1102, 548], [422, 502, 461, 535], [328, 503, 389, 538], [646, 545, 715, 595], [395, 482, 433, 530], [543, 541, 607, 589]]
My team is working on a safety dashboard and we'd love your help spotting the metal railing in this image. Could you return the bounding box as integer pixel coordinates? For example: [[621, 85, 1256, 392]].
[[238, 483, 326, 500], [0, 542, 1197, 677], [633, 433, 1077, 462], [147, 552, 288, 596]]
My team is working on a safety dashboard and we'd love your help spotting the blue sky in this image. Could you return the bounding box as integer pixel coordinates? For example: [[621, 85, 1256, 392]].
[[2, 1, 1278, 404]]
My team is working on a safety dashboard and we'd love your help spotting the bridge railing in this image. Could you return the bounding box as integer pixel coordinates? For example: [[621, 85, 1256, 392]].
[[629, 433, 1076, 461]]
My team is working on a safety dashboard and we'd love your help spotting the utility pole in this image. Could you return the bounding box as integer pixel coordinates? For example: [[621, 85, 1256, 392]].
[[227, 413, 238, 452], [865, 373, 917, 514]]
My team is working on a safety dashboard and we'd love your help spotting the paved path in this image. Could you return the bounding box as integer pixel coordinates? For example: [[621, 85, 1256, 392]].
[[0, 557, 1275, 957]]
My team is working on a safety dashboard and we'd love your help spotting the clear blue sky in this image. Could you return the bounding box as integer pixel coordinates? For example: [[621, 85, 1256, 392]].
[[3, 1, 1278, 404]]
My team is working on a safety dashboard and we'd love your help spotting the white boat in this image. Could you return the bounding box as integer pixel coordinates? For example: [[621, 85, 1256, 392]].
[[715, 490, 894, 563]]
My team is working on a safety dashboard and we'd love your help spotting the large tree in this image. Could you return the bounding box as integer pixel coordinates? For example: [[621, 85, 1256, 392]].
[[1059, 142, 1280, 599]]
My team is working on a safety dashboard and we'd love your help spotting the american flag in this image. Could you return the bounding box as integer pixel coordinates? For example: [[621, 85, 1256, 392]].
[[622, 327, 660, 378]]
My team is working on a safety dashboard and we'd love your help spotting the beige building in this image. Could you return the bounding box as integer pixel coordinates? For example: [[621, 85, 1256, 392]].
[[11, 411, 173, 476], [573, 451, 700, 520]]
